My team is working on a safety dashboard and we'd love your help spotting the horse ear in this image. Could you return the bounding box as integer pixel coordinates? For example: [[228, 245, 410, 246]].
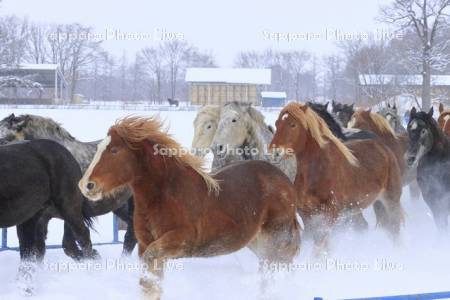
[[439, 103, 444, 114], [428, 107, 434, 118], [393, 103, 397, 110], [388, 103, 391, 108], [325, 102, 329, 109], [411, 107, 417, 117]]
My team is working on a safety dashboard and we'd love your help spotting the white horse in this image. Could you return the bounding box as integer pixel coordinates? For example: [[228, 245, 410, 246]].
[[192, 102, 297, 182]]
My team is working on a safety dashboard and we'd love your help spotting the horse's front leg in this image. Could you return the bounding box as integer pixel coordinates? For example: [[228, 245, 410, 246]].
[[312, 206, 339, 257], [139, 229, 193, 299]]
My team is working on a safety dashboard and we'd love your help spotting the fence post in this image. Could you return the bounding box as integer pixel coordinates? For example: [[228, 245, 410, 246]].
[[1, 228, 7, 249], [112, 214, 119, 243]]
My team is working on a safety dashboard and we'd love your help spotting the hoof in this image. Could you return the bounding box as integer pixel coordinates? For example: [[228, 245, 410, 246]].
[[139, 278, 162, 300], [85, 248, 101, 260]]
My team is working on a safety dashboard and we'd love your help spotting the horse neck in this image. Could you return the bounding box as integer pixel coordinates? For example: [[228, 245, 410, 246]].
[[295, 136, 337, 178], [429, 127, 450, 159], [24, 126, 96, 172], [131, 146, 208, 207], [244, 121, 272, 159], [323, 114, 346, 140]]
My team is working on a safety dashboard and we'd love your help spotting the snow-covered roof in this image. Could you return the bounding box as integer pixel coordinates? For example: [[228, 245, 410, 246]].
[[261, 91, 286, 98], [0, 64, 65, 88], [359, 74, 450, 86], [0, 64, 59, 71], [185, 68, 271, 85]]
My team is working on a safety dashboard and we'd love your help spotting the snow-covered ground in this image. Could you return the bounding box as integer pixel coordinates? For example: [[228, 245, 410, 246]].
[[0, 108, 450, 300]]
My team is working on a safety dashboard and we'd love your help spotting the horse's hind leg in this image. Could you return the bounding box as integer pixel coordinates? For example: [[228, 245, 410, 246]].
[[248, 217, 300, 298], [62, 222, 84, 260], [64, 217, 98, 259], [34, 214, 51, 262], [16, 214, 42, 295], [379, 191, 404, 241], [16, 217, 38, 262]]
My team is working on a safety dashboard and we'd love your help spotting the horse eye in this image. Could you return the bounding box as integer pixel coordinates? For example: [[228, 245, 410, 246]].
[[232, 119, 237, 123], [420, 129, 427, 136], [110, 147, 119, 154], [290, 123, 296, 128], [206, 125, 212, 129]]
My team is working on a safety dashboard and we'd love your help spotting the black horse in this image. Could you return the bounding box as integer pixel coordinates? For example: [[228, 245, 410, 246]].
[[167, 98, 179, 107], [0, 139, 97, 261], [331, 101, 355, 128], [0, 114, 136, 256], [406, 107, 450, 231], [308, 102, 375, 141]]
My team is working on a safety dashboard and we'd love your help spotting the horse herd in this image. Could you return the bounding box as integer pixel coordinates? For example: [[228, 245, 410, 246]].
[[0, 100, 450, 298]]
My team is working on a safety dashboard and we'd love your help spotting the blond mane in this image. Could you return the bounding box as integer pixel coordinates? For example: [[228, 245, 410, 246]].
[[111, 116, 220, 193], [193, 105, 221, 127], [368, 112, 398, 139], [282, 103, 359, 166]]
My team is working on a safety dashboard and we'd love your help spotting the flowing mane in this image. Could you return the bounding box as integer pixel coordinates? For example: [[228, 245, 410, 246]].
[[111, 116, 220, 193], [282, 103, 359, 166], [368, 112, 398, 139]]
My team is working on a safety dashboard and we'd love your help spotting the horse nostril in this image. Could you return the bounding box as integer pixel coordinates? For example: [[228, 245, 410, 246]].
[[86, 182, 96, 191]]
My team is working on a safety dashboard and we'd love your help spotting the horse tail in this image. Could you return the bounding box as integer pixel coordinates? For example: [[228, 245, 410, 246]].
[[81, 198, 96, 230]]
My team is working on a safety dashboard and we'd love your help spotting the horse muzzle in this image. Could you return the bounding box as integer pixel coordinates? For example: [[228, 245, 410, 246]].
[[79, 180, 103, 201]]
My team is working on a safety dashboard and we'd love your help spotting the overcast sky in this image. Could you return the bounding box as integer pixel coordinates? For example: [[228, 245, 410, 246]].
[[2, 0, 392, 66]]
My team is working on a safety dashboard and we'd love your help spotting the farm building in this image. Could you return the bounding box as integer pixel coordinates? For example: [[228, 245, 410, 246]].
[[185, 68, 271, 105], [358, 74, 450, 105], [261, 91, 287, 107], [0, 64, 68, 104]]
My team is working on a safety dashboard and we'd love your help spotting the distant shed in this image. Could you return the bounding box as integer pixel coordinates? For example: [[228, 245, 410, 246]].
[[261, 91, 286, 107], [0, 64, 67, 104], [185, 68, 271, 105]]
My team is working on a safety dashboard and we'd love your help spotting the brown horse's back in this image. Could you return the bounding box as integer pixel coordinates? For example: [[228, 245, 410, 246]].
[[196, 160, 300, 260], [306, 138, 401, 214]]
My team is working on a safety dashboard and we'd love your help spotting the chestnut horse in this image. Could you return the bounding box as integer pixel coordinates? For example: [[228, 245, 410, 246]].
[[270, 103, 403, 253], [348, 110, 421, 198], [438, 103, 450, 137], [79, 116, 300, 298]]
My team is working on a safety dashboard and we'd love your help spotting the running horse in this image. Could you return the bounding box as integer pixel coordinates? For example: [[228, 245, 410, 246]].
[[0, 114, 136, 256], [406, 107, 450, 230], [438, 103, 450, 137], [378, 103, 407, 134], [79, 116, 300, 299], [348, 110, 420, 187], [195, 102, 297, 182], [270, 103, 404, 253]]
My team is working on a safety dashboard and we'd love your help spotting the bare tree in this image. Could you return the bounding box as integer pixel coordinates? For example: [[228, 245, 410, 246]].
[[380, 0, 450, 109], [0, 16, 28, 65], [48, 23, 101, 100], [141, 47, 165, 103], [26, 22, 49, 64], [282, 51, 311, 101], [160, 40, 192, 100]]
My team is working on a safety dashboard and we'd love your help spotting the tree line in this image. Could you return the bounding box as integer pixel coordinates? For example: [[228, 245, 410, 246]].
[[1, 0, 450, 109]]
